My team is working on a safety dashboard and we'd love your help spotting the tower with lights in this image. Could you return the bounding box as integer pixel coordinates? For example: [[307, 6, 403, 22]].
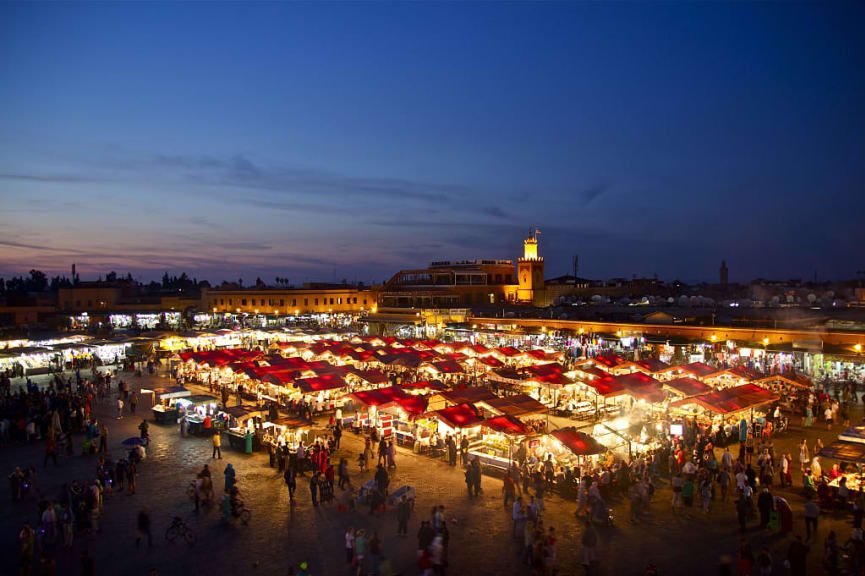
[[517, 228, 544, 303]]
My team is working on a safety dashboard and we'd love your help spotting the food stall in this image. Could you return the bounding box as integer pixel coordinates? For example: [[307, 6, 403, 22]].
[[668, 383, 780, 445], [345, 387, 407, 436], [539, 427, 606, 470], [429, 403, 483, 439], [381, 394, 430, 447], [468, 415, 530, 473], [176, 394, 220, 434], [220, 405, 265, 452], [822, 426, 865, 492], [147, 386, 192, 424], [261, 416, 310, 452]]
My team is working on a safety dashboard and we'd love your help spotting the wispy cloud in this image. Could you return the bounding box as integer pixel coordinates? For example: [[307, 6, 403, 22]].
[[0, 172, 112, 184], [0, 238, 86, 254]]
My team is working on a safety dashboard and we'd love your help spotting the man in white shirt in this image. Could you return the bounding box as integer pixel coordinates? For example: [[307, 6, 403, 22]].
[[721, 448, 734, 471], [735, 470, 748, 492]]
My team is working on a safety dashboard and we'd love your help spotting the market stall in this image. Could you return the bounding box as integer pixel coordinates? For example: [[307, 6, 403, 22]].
[[429, 403, 483, 439], [468, 414, 530, 473], [176, 394, 220, 433], [261, 416, 310, 452], [821, 428, 865, 492], [147, 386, 192, 424], [540, 427, 606, 470], [219, 405, 265, 452]]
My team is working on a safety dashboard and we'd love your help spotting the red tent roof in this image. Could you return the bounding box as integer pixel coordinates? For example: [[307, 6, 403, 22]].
[[664, 377, 712, 397], [439, 386, 497, 405], [393, 394, 429, 416], [664, 362, 717, 378], [497, 346, 522, 357], [526, 373, 575, 387], [550, 427, 605, 456], [426, 359, 464, 374], [525, 363, 566, 377], [575, 365, 610, 379], [707, 365, 762, 382], [632, 358, 670, 373], [350, 387, 405, 407], [753, 373, 813, 389], [671, 383, 780, 415], [585, 375, 627, 397], [484, 414, 528, 436], [293, 374, 347, 393], [477, 356, 504, 368], [399, 380, 445, 391], [613, 372, 666, 403], [432, 403, 482, 429], [345, 367, 389, 385], [591, 353, 627, 368]]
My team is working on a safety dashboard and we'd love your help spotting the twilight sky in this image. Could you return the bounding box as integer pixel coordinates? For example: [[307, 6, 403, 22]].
[[1, 2, 863, 285]]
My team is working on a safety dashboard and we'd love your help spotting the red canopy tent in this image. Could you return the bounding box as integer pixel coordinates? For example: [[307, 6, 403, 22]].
[[664, 377, 712, 398], [431, 403, 483, 430], [550, 427, 605, 456], [483, 414, 528, 436], [613, 372, 666, 403], [293, 374, 347, 394], [477, 356, 504, 368], [670, 383, 780, 415], [392, 394, 429, 417], [584, 375, 627, 398]]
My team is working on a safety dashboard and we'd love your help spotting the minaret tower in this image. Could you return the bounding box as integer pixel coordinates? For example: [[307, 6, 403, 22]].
[[517, 228, 545, 303]]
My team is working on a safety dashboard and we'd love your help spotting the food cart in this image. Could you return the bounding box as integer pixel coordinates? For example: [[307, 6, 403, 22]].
[[219, 405, 265, 452], [176, 394, 220, 434], [147, 386, 192, 424]]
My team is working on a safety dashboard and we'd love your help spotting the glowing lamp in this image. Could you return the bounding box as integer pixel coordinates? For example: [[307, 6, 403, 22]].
[[763, 338, 769, 346], [856, 344, 863, 352]]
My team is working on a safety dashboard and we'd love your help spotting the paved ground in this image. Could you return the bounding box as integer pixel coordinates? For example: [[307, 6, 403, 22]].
[[1, 370, 858, 575]]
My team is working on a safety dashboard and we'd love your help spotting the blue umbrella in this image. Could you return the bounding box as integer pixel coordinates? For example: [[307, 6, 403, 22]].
[[122, 437, 146, 447]]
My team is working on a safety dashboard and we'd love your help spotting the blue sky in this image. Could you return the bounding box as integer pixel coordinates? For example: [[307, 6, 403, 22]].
[[1, 1, 863, 285]]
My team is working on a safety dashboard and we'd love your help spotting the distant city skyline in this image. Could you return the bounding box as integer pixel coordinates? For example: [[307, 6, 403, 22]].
[[1, 2, 863, 284]]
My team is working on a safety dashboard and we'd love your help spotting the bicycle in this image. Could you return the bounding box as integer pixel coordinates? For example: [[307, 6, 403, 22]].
[[165, 516, 197, 546]]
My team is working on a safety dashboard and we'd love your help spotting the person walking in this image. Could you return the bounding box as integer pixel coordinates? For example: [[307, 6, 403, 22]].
[[212, 431, 222, 459], [804, 496, 819, 541], [136, 507, 152, 548], [116, 398, 124, 419], [333, 424, 342, 449], [224, 463, 235, 494], [284, 467, 297, 504], [130, 391, 139, 415], [309, 472, 319, 506], [338, 457, 350, 490], [757, 487, 773, 529], [397, 495, 410, 536], [719, 468, 731, 503], [44, 434, 58, 467]]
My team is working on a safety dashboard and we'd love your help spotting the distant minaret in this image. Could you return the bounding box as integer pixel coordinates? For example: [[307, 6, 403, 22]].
[[720, 260, 728, 285]]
